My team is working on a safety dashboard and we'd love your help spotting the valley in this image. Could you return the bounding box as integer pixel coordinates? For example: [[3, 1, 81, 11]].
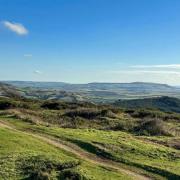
[[2, 81, 180, 103]]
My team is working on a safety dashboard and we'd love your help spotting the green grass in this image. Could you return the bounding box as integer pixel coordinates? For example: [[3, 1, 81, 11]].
[[33, 127, 180, 178], [1, 89, 180, 179], [2, 116, 180, 179], [0, 126, 75, 179], [0, 125, 132, 180]]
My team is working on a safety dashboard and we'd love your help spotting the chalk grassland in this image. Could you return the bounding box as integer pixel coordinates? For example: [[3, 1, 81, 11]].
[[0, 124, 131, 180], [0, 116, 179, 179]]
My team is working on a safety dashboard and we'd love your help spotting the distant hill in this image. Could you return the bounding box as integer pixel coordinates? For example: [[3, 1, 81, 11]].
[[2, 81, 180, 103], [0, 82, 84, 102], [0, 82, 23, 98], [114, 96, 180, 113], [4, 81, 175, 91], [4, 81, 68, 89]]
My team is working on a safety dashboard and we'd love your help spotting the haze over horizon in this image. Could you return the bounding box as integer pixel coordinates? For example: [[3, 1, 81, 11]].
[[1, 0, 180, 85], [2, 80, 180, 88]]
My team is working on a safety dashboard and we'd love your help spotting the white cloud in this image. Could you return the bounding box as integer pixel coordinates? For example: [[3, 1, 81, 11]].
[[106, 70, 180, 85], [2, 21, 28, 35], [34, 70, 42, 74], [108, 70, 180, 75], [24, 54, 32, 57], [131, 64, 180, 69]]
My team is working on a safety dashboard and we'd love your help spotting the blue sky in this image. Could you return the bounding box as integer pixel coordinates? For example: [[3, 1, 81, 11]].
[[0, 0, 180, 85]]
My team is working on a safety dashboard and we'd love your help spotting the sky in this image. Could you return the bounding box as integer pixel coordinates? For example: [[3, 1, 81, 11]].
[[0, 0, 180, 85]]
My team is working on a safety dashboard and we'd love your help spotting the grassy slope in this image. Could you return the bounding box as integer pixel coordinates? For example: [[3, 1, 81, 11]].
[[0, 125, 130, 180], [0, 96, 179, 179], [1, 116, 180, 179], [114, 96, 180, 113], [0, 97, 179, 136]]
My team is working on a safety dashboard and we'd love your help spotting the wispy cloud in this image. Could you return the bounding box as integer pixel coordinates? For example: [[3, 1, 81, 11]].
[[24, 54, 32, 57], [109, 70, 180, 75], [34, 70, 42, 74], [2, 21, 28, 35], [131, 64, 180, 69]]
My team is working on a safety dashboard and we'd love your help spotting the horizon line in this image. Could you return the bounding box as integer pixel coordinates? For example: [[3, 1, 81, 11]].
[[0, 80, 177, 86]]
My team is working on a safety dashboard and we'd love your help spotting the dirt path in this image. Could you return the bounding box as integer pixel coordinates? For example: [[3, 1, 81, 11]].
[[0, 120, 152, 180]]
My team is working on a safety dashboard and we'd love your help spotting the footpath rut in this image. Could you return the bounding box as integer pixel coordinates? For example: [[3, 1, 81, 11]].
[[0, 120, 152, 180]]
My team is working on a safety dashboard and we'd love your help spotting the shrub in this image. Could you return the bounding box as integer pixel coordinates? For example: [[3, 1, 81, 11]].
[[65, 108, 117, 120], [58, 170, 88, 180], [100, 109, 116, 118], [0, 100, 13, 110], [111, 120, 135, 131], [41, 102, 60, 110], [16, 155, 81, 180], [65, 108, 100, 119], [130, 109, 157, 118], [135, 118, 168, 136]]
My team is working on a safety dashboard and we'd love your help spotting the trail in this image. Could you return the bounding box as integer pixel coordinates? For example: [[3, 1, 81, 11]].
[[0, 120, 152, 180]]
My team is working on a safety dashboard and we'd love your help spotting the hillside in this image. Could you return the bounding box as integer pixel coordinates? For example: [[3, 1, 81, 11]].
[[0, 96, 179, 179], [3, 81, 180, 102], [114, 96, 180, 113], [0, 82, 23, 98], [0, 82, 85, 102]]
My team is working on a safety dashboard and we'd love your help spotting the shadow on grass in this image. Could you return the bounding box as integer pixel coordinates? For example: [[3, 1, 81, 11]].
[[67, 139, 180, 180], [68, 139, 114, 160]]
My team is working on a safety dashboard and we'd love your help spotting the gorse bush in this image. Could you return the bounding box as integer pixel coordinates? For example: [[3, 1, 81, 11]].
[[41, 100, 96, 110], [1, 96, 179, 135], [0, 97, 40, 110], [111, 120, 135, 131], [16, 155, 82, 180], [41, 102, 60, 110], [65, 108, 117, 120], [58, 170, 88, 180], [0, 100, 12, 110], [65, 108, 100, 119], [135, 118, 168, 136]]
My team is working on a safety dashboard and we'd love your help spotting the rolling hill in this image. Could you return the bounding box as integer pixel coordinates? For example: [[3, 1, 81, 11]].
[[0, 82, 23, 98], [114, 96, 180, 113], [3, 81, 180, 103]]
